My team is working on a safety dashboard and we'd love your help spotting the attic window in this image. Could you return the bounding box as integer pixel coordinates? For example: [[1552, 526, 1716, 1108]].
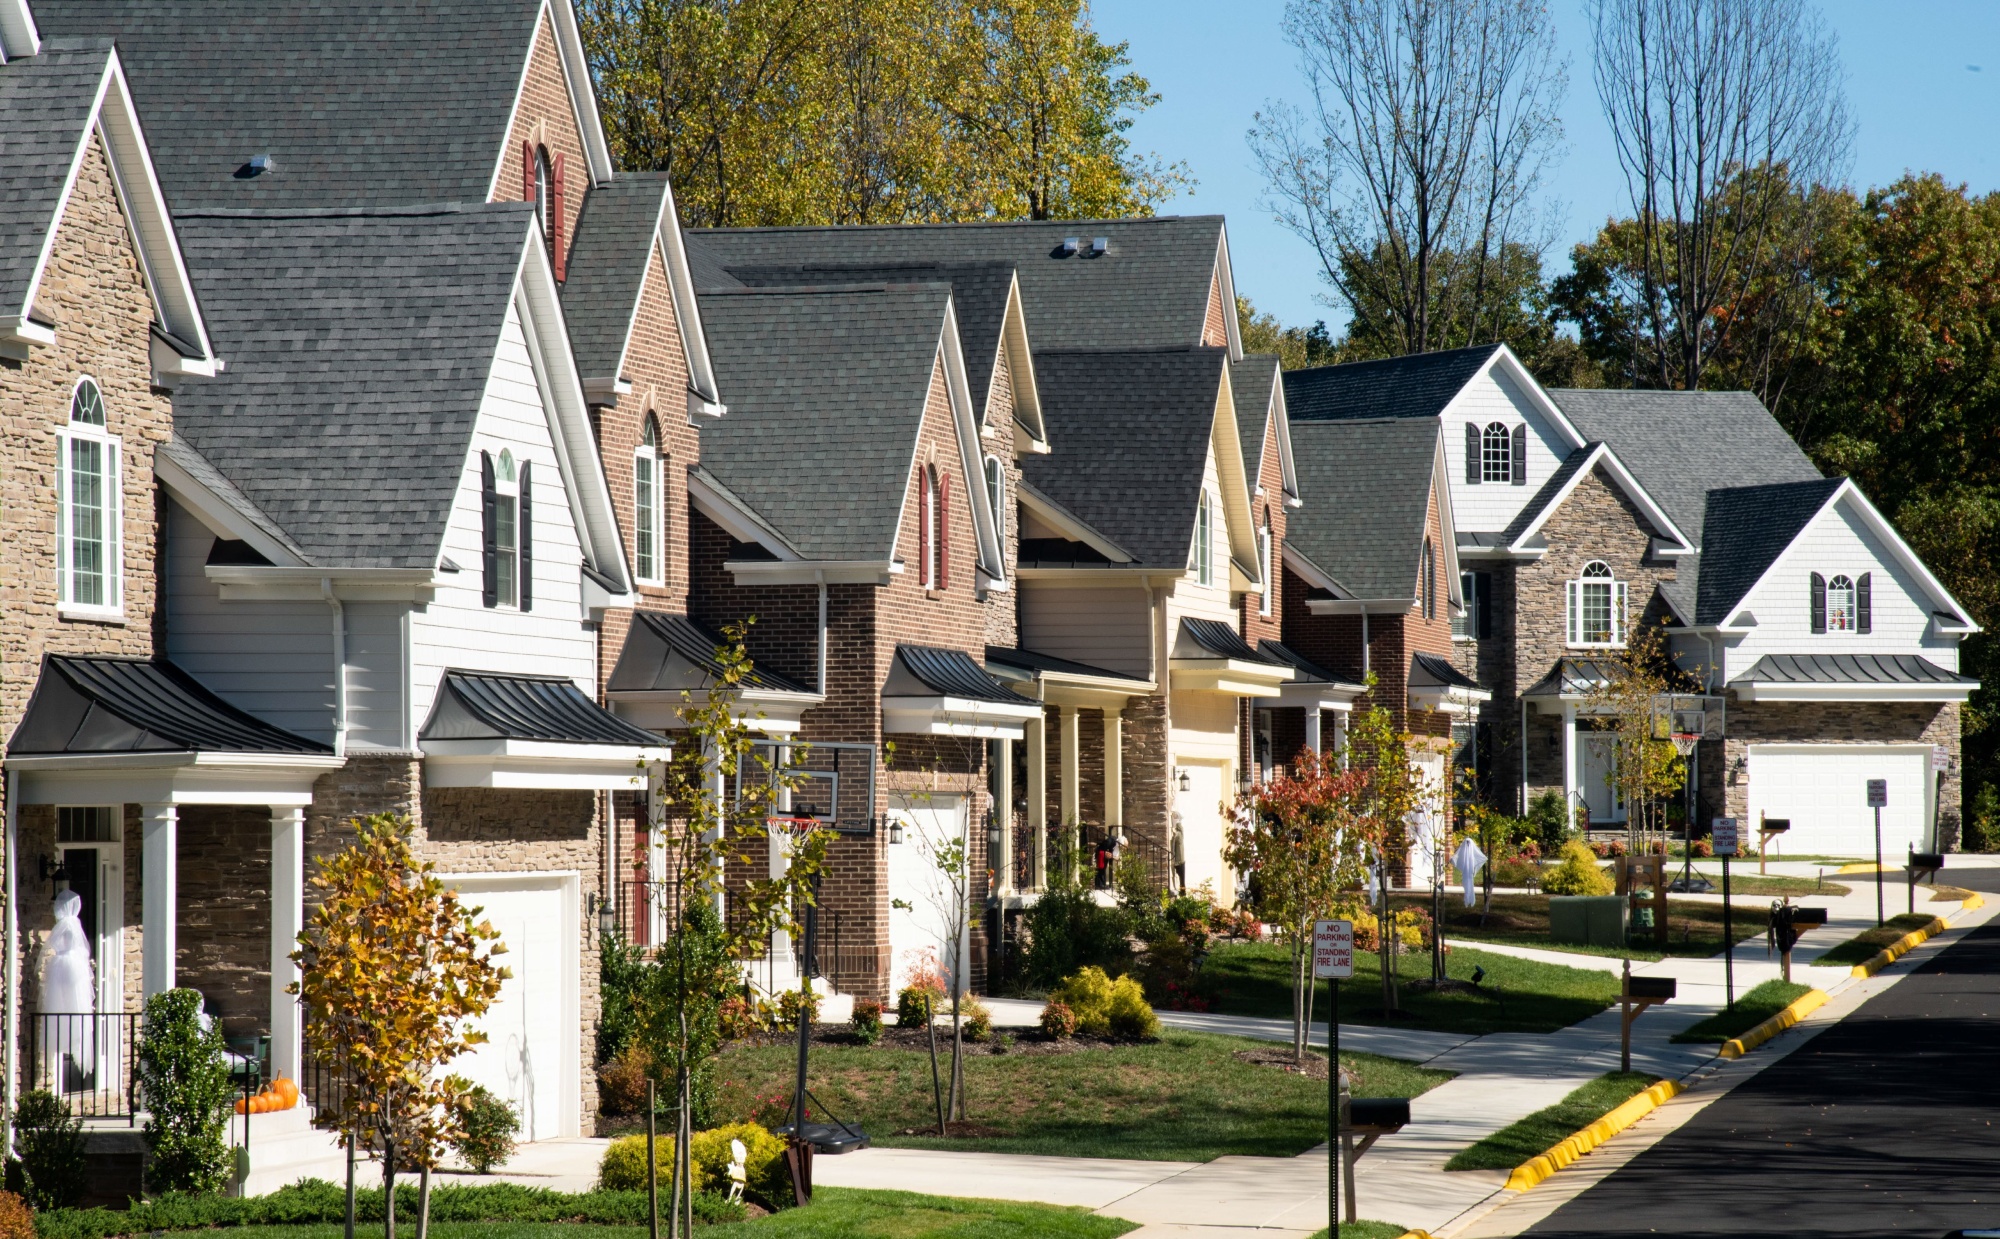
[[1812, 571, 1871, 634], [634, 418, 664, 585], [1191, 491, 1214, 587], [483, 449, 532, 610]]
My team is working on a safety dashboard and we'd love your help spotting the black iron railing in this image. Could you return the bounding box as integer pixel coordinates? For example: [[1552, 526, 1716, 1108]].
[[26, 1011, 141, 1123]]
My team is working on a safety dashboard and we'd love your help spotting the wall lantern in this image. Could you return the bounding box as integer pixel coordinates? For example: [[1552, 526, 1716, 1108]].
[[38, 855, 69, 892], [1177, 768, 1192, 793], [986, 817, 1003, 855], [888, 818, 906, 845]]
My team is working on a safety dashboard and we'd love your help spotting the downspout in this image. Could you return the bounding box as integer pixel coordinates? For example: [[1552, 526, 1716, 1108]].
[[1361, 608, 1371, 679], [322, 578, 347, 757], [816, 572, 829, 697], [1519, 697, 1530, 816], [4, 791, 18, 1158]]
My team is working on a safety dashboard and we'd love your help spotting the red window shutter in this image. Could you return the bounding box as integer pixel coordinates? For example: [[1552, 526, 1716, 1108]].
[[917, 469, 931, 588], [550, 152, 567, 280], [522, 140, 536, 202], [938, 472, 951, 589]]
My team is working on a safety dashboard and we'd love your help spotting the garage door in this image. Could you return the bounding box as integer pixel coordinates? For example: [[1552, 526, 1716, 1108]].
[[886, 798, 967, 996], [445, 874, 579, 1142], [1747, 746, 1932, 859], [1177, 764, 1228, 902]]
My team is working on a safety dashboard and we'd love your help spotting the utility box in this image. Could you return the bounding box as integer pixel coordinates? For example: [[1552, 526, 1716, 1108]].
[[1550, 895, 1629, 947]]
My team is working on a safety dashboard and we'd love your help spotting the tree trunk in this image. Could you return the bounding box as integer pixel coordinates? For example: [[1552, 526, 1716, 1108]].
[[1291, 933, 1309, 1063], [383, 1139, 397, 1239], [416, 1164, 431, 1239], [948, 972, 965, 1121], [926, 1000, 946, 1135]]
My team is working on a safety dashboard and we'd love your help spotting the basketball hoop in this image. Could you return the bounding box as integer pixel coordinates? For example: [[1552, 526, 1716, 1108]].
[[1671, 732, 1699, 758]]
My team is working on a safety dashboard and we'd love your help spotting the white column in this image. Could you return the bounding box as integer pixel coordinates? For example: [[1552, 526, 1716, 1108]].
[[269, 806, 305, 1084], [141, 803, 178, 1000], [994, 739, 1015, 894], [1561, 702, 1579, 833], [1103, 709, 1124, 830], [1304, 707, 1323, 759], [1025, 713, 1047, 889], [1059, 706, 1081, 872]]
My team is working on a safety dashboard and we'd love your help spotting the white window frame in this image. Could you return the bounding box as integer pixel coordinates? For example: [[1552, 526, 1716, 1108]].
[[633, 426, 663, 586], [56, 377, 123, 620], [1481, 422, 1513, 483], [1826, 573, 1857, 632], [984, 454, 1006, 551], [1257, 513, 1273, 617], [494, 449, 521, 609], [1565, 559, 1626, 648], [1192, 490, 1213, 587], [1454, 570, 1482, 641], [919, 467, 938, 590]]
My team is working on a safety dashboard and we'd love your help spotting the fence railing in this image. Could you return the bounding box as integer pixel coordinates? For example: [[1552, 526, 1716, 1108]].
[[26, 1011, 141, 1123]]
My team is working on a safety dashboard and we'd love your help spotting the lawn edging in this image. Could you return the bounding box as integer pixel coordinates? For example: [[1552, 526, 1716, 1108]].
[[1501, 1080, 1682, 1193], [1850, 915, 1946, 978], [1717, 988, 1827, 1059]]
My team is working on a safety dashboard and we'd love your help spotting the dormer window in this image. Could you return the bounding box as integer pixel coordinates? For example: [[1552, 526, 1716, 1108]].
[[1192, 491, 1214, 587], [483, 448, 532, 610], [1566, 560, 1625, 647], [634, 418, 663, 585], [524, 141, 566, 280], [1811, 572, 1871, 634], [985, 455, 1006, 550], [57, 377, 122, 616]]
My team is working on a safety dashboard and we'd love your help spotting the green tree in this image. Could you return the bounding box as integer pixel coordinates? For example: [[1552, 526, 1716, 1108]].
[[136, 988, 233, 1196], [1237, 296, 1342, 371]]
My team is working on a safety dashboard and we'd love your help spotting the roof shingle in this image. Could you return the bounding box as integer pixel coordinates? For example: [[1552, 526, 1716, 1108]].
[[1285, 418, 1440, 599]]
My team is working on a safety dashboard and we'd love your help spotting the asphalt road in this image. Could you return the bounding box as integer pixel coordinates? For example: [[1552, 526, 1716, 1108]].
[[1525, 867, 2000, 1239]]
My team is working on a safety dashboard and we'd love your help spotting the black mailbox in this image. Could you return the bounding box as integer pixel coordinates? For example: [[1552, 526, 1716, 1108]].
[[1792, 906, 1829, 928], [1346, 1098, 1411, 1131], [1910, 852, 1945, 871], [1760, 818, 1791, 834], [1625, 976, 1677, 1001]]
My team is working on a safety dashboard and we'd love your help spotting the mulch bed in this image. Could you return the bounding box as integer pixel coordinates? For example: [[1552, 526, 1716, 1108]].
[[733, 1023, 1152, 1057], [1234, 1046, 1333, 1081]]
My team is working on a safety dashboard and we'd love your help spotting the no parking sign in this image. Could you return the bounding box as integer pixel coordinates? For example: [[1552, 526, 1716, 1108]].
[[1312, 919, 1354, 979]]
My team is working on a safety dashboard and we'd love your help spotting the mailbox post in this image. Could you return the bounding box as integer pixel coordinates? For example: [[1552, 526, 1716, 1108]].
[[1620, 966, 1676, 1072], [1757, 814, 1790, 875], [1907, 849, 1945, 917], [1341, 1099, 1410, 1226], [1768, 900, 1827, 983]]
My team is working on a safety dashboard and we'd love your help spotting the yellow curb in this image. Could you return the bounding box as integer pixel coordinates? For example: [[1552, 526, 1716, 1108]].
[[1395, 1231, 1438, 1239], [1502, 1079, 1683, 1193], [1850, 915, 1947, 978], [1716, 987, 1829, 1059], [1835, 861, 1889, 874], [1964, 892, 1986, 912]]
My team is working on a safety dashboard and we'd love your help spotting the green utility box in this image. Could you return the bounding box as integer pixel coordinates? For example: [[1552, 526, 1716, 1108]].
[[1549, 895, 1629, 947]]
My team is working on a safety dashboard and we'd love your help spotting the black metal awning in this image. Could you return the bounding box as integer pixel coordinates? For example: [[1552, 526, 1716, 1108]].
[[423, 670, 665, 745], [607, 610, 815, 695], [1730, 653, 1977, 687], [1410, 651, 1485, 693], [891, 646, 1033, 705], [984, 645, 1150, 687], [9, 655, 331, 756], [1258, 639, 1363, 689]]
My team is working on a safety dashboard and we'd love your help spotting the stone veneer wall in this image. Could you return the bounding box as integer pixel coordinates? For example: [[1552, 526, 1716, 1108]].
[[1720, 700, 1963, 849], [173, 806, 274, 1041]]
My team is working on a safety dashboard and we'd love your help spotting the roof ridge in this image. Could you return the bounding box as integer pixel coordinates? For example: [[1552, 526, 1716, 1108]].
[[691, 215, 1221, 236], [175, 202, 525, 220]]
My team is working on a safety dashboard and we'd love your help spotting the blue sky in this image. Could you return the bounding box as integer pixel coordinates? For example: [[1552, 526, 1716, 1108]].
[[1092, 0, 2000, 330]]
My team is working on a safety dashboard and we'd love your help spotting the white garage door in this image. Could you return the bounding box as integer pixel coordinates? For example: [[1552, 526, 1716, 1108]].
[[1747, 746, 1933, 859], [886, 798, 967, 996], [1177, 764, 1229, 902], [445, 874, 579, 1142]]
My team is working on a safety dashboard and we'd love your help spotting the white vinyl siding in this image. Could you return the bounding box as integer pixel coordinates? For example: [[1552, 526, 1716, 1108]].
[[1443, 366, 1572, 533], [1019, 586, 1151, 679]]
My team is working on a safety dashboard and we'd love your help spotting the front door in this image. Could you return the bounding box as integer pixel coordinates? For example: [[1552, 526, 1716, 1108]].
[[1581, 733, 1625, 824], [886, 796, 966, 996]]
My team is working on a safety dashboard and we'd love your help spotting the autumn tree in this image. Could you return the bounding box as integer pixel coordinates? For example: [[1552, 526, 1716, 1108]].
[[1577, 620, 1692, 853], [293, 814, 508, 1239], [1340, 691, 1440, 1015]]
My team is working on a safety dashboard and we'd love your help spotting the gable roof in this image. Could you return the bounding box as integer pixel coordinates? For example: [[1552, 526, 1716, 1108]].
[[693, 282, 957, 563], [689, 215, 1238, 358], [1285, 417, 1441, 599], [1695, 478, 1847, 625], [1284, 345, 1503, 423], [1018, 348, 1230, 571], [0, 38, 212, 364], [29, 0, 613, 209], [1500, 442, 1693, 554], [169, 202, 595, 572], [1232, 353, 1300, 508]]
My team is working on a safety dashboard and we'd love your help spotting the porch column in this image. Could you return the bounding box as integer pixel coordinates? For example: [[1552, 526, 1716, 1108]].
[[1059, 706, 1081, 872], [993, 738, 1014, 893], [269, 806, 305, 1084], [1561, 702, 1579, 832], [1103, 709, 1124, 830], [1304, 707, 1323, 759], [1025, 714, 1047, 889], [141, 803, 178, 999], [1333, 711, 1349, 768]]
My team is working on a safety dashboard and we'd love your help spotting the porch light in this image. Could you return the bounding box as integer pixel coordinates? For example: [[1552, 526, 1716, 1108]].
[[888, 818, 905, 845], [593, 894, 617, 938], [986, 818, 1003, 855], [1178, 768, 1192, 793], [38, 855, 69, 891]]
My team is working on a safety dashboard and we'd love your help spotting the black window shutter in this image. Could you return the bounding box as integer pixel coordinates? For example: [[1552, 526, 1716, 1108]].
[[1857, 571, 1871, 634], [518, 460, 533, 611], [481, 451, 498, 608], [1465, 422, 1481, 484], [1809, 572, 1826, 634], [1477, 571, 1493, 639], [1511, 424, 1528, 484]]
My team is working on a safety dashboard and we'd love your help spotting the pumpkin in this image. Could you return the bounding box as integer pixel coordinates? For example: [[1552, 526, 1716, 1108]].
[[273, 1076, 300, 1108], [234, 1098, 248, 1115]]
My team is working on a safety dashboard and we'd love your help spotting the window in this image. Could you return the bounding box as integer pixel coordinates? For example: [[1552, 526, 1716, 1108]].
[[1481, 422, 1513, 483], [1811, 571, 1871, 634], [1455, 570, 1492, 640], [918, 466, 949, 590], [482, 448, 532, 609], [634, 419, 663, 584], [534, 148, 552, 236], [57, 806, 119, 843], [1258, 509, 1273, 617], [1566, 560, 1626, 647], [985, 455, 1006, 550], [1418, 538, 1436, 619], [1826, 574, 1856, 632], [57, 378, 121, 615], [1191, 491, 1213, 587], [524, 142, 566, 280]]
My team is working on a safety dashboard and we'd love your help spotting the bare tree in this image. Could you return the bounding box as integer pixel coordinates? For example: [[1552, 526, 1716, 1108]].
[[1251, 0, 1565, 355], [1588, 0, 1851, 391]]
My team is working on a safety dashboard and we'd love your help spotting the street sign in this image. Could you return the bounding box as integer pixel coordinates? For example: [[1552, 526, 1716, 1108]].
[[1712, 817, 1739, 857], [1312, 919, 1355, 979], [1867, 779, 1888, 808]]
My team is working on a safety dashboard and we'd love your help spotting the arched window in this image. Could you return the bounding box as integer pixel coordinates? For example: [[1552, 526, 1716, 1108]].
[[919, 465, 949, 590], [634, 417, 663, 585], [1566, 560, 1626, 647], [1481, 421, 1514, 483], [1826, 574, 1857, 632], [985, 455, 1006, 550], [57, 377, 121, 614], [1258, 508, 1274, 617], [483, 448, 530, 609], [525, 142, 567, 280], [1419, 537, 1436, 619], [1191, 491, 1213, 587], [533, 148, 552, 237]]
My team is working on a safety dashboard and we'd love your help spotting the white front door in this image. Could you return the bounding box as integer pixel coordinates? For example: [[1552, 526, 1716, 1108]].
[[445, 873, 579, 1141], [1580, 733, 1625, 824], [886, 797, 967, 997], [1747, 745, 1932, 858], [1176, 764, 1228, 902]]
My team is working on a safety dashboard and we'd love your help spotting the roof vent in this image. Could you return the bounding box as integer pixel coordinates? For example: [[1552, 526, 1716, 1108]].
[[246, 153, 277, 175], [1091, 236, 1109, 256], [1059, 236, 1080, 256]]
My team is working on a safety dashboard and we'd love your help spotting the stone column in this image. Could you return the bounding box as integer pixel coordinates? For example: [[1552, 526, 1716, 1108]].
[[1025, 714, 1046, 889], [141, 803, 178, 999], [993, 738, 1014, 893], [1103, 709, 1124, 830], [270, 805, 305, 1083]]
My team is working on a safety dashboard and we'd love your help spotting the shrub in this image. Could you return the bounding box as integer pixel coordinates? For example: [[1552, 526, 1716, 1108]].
[[1692, 838, 1714, 859], [1541, 839, 1615, 897], [1021, 886, 1131, 987], [1606, 839, 1628, 857], [13, 1090, 85, 1210], [775, 987, 821, 1028], [136, 988, 232, 1196], [717, 995, 763, 1041], [960, 996, 992, 1042], [599, 1124, 789, 1208], [1525, 789, 1571, 851], [1038, 1000, 1078, 1039], [596, 1047, 651, 1117], [1105, 981, 1160, 1040], [596, 933, 650, 1067], [452, 1086, 519, 1174], [1048, 966, 1157, 1039], [0, 1191, 29, 1239], [895, 985, 935, 1027], [851, 1000, 883, 1045]]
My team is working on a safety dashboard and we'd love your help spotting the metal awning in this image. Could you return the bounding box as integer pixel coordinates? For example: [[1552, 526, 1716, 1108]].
[[1258, 640, 1367, 713], [1409, 651, 1490, 716], [607, 610, 821, 735], [985, 645, 1153, 708], [1729, 653, 1979, 703], [1522, 657, 1623, 700], [883, 646, 1041, 739], [421, 670, 668, 790], [1169, 619, 1296, 697]]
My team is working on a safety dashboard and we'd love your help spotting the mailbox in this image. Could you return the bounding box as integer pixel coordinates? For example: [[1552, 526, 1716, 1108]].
[[1760, 818, 1791, 834], [1910, 852, 1945, 871], [1792, 906, 1828, 928], [1624, 976, 1677, 1001], [1346, 1098, 1411, 1133]]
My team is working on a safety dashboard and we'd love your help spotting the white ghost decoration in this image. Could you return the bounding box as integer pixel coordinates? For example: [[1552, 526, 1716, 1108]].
[[1453, 838, 1488, 907]]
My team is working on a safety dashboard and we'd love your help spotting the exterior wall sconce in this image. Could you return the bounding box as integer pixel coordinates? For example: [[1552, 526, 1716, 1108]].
[[888, 819, 905, 845], [1177, 768, 1192, 793], [589, 893, 617, 938], [38, 855, 69, 892]]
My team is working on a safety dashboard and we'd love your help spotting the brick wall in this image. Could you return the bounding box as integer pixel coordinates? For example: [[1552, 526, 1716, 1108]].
[[494, 9, 590, 275], [1202, 269, 1227, 347]]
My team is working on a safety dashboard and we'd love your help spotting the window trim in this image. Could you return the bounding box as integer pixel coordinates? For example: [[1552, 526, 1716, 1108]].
[[56, 377, 123, 620], [493, 449, 521, 609], [1565, 559, 1626, 649], [633, 421, 663, 586], [1481, 421, 1513, 483]]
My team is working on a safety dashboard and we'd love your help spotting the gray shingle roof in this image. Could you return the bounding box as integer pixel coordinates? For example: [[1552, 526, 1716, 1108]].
[[1018, 349, 1228, 570], [0, 38, 113, 320], [680, 230, 746, 292], [171, 204, 534, 568], [1284, 345, 1501, 423], [157, 437, 307, 562], [29, 0, 542, 210], [562, 172, 670, 381], [688, 216, 1226, 352], [1730, 653, 1976, 687], [694, 283, 952, 561], [1232, 354, 1278, 489], [1286, 418, 1439, 599], [1695, 478, 1846, 625]]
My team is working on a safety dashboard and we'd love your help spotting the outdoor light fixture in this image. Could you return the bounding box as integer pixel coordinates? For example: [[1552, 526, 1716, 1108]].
[[1177, 768, 1192, 793], [592, 894, 617, 938], [37, 855, 68, 891], [888, 819, 905, 845], [986, 818, 1003, 854]]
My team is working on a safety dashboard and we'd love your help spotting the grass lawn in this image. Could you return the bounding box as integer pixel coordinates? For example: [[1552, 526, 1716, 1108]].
[[1697, 872, 1850, 898], [1671, 980, 1815, 1043], [1200, 941, 1619, 1035], [1305, 1224, 1409, 1239], [1444, 1072, 1658, 1172], [1813, 912, 1939, 967], [709, 1030, 1450, 1162], [1392, 893, 1775, 963]]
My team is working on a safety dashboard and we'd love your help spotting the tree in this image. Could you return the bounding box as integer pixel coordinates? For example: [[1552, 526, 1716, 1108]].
[[1224, 751, 1370, 1062], [1582, 0, 1851, 393], [577, 0, 1185, 227], [1237, 296, 1342, 370], [1577, 621, 1689, 854], [293, 814, 508, 1239], [136, 989, 233, 1196], [1251, 0, 1565, 355], [1339, 689, 1440, 1015]]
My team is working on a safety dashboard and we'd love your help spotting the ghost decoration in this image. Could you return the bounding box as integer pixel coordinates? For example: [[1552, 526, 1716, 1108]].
[[42, 889, 95, 1070], [1452, 837, 1488, 907]]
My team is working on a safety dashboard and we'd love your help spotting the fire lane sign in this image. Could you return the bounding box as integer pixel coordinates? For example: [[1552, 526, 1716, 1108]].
[[1312, 919, 1355, 979]]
